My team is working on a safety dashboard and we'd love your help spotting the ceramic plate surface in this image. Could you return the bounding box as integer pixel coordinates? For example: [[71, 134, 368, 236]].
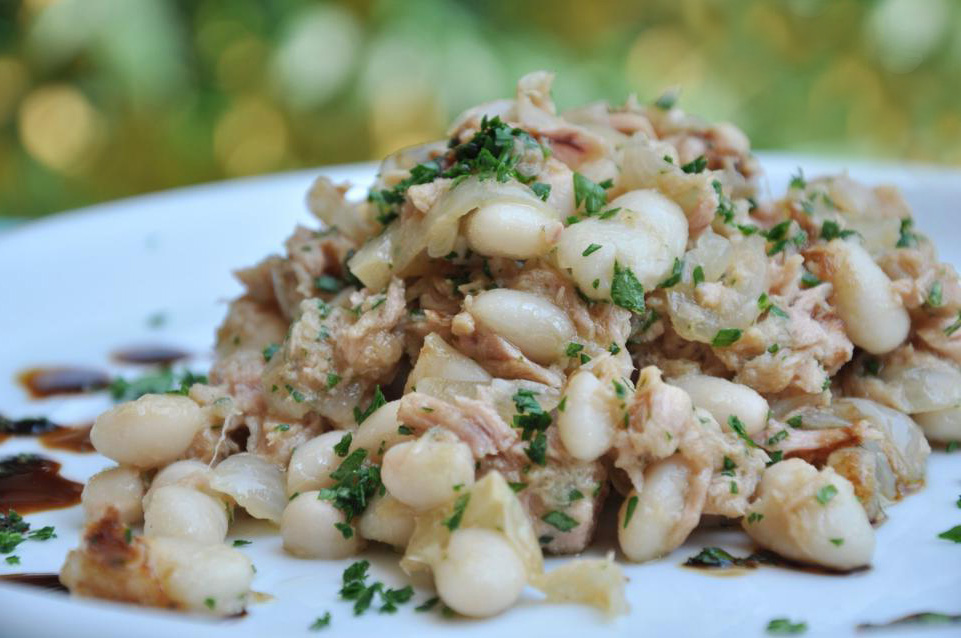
[[1, 156, 959, 638]]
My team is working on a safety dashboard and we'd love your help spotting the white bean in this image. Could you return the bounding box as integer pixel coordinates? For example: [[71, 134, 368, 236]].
[[557, 370, 615, 461], [434, 527, 526, 618], [464, 201, 563, 259], [286, 431, 347, 496], [669, 374, 769, 435], [382, 430, 475, 511], [143, 460, 212, 510], [149, 537, 253, 615], [741, 458, 874, 570], [912, 407, 961, 444], [469, 289, 575, 364], [281, 491, 362, 559], [351, 400, 411, 463], [618, 458, 690, 562], [555, 188, 688, 300], [91, 394, 206, 468], [357, 492, 415, 549], [144, 485, 228, 544], [81, 466, 144, 524], [823, 239, 909, 355]]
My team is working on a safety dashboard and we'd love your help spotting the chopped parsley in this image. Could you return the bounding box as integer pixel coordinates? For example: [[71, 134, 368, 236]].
[[712, 328, 742, 347], [442, 493, 471, 531], [896, 217, 918, 248], [315, 275, 344, 294], [757, 293, 788, 318], [767, 430, 789, 445], [531, 182, 552, 201], [568, 488, 584, 502], [945, 312, 961, 336], [680, 155, 707, 174], [788, 168, 806, 190], [721, 456, 737, 477], [333, 433, 352, 457], [654, 91, 678, 110], [692, 265, 705, 285], [0, 510, 56, 555], [232, 539, 252, 547], [712, 180, 735, 224], [334, 522, 353, 539], [815, 484, 838, 505], [819, 220, 856, 241], [354, 386, 386, 424], [728, 415, 759, 448], [526, 432, 548, 466], [5, 555, 19, 565], [286, 384, 305, 403], [509, 481, 528, 493], [611, 261, 645, 314], [204, 597, 216, 610], [768, 343, 780, 354], [318, 449, 382, 522], [830, 538, 844, 546], [397, 425, 414, 435], [565, 343, 584, 358], [572, 172, 610, 215], [415, 596, 440, 612], [542, 510, 579, 532], [326, 373, 341, 389], [309, 612, 332, 630], [800, 270, 821, 288], [786, 415, 803, 428], [511, 389, 552, 440], [274, 423, 290, 432], [623, 495, 639, 529], [766, 618, 808, 634], [927, 281, 943, 307], [108, 369, 207, 402], [747, 512, 764, 524], [582, 243, 602, 257], [262, 343, 280, 362], [937, 525, 961, 543], [657, 258, 684, 289]]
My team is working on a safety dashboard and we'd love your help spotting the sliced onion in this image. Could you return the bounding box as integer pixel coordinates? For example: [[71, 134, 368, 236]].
[[209, 453, 286, 524]]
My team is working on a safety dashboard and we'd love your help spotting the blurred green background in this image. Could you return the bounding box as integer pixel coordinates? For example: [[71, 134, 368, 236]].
[[1, 0, 959, 219]]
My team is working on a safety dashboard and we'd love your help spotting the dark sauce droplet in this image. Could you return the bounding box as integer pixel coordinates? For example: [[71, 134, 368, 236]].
[[0, 454, 83, 514], [112, 345, 190, 366], [39, 424, 94, 454], [0, 573, 68, 594], [17, 367, 110, 399], [0, 416, 94, 454]]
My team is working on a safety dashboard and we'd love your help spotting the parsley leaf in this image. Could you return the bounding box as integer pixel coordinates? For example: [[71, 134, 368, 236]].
[[309, 612, 332, 630], [611, 261, 645, 314], [526, 431, 548, 466], [896, 217, 918, 248], [820, 220, 856, 241], [442, 493, 471, 531], [542, 510, 579, 532], [767, 618, 808, 634], [657, 258, 684, 289], [937, 525, 961, 543], [582, 243, 602, 257], [318, 449, 382, 521], [530, 182, 552, 201], [314, 275, 344, 294], [681, 155, 707, 174], [815, 484, 838, 505], [333, 433, 352, 457], [728, 415, 759, 448], [354, 386, 386, 424], [712, 329, 742, 347], [572, 172, 609, 215], [623, 495, 639, 529]]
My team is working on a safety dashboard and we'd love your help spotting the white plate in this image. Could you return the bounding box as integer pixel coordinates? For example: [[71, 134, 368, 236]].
[[1, 156, 959, 638]]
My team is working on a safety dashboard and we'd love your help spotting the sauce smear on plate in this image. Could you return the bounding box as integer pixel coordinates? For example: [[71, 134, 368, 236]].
[[17, 367, 109, 399], [0, 454, 83, 514], [0, 573, 67, 593], [112, 345, 189, 366]]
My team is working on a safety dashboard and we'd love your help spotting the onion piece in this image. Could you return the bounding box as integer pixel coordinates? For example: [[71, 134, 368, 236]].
[[209, 453, 286, 524]]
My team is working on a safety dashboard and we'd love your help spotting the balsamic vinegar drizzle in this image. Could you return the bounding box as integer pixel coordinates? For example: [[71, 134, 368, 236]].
[[0, 415, 94, 453], [0, 573, 68, 593], [0, 454, 83, 514], [111, 345, 190, 366], [17, 367, 109, 399]]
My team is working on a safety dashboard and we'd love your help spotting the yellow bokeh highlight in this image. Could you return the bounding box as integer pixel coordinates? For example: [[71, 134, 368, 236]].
[[17, 84, 102, 175], [213, 96, 289, 176]]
